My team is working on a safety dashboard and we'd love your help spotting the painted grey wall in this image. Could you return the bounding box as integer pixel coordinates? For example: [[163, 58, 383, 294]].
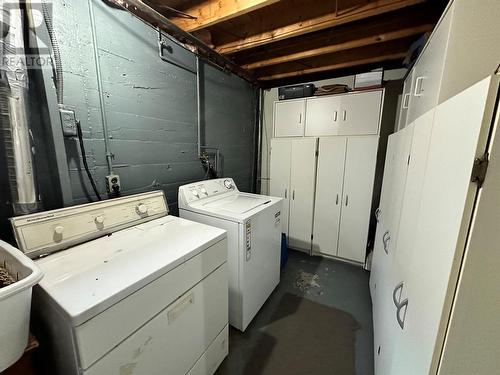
[[38, 0, 256, 215]]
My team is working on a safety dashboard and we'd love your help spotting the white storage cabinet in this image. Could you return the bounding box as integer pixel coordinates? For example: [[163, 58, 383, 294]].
[[270, 138, 317, 252], [274, 99, 306, 137], [372, 75, 500, 375], [305, 90, 382, 137], [313, 136, 378, 263], [398, 0, 500, 128]]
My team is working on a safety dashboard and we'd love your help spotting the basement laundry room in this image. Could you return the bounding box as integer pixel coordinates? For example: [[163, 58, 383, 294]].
[[1, 0, 500, 374]]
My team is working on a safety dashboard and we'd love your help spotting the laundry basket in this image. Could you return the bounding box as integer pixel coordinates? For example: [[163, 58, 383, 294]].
[[0, 239, 43, 371]]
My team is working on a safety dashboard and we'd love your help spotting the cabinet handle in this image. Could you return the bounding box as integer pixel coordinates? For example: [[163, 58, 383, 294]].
[[284, 189, 287, 199], [342, 110, 347, 121], [396, 299, 409, 330], [336, 194, 339, 205], [402, 93, 410, 109], [383, 230, 391, 254], [168, 292, 194, 324], [414, 76, 425, 97], [299, 113, 302, 124], [393, 282, 404, 307], [292, 190, 295, 200], [345, 195, 349, 206], [333, 111, 338, 122]]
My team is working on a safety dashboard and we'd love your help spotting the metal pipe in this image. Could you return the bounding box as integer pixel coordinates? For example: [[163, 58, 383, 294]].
[[106, 0, 256, 84], [255, 88, 264, 193], [0, 1, 40, 214], [196, 56, 202, 159], [89, 0, 113, 174]]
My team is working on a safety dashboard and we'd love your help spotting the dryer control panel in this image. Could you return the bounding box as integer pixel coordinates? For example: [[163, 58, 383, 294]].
[[179, 178, 238, 206], [10, 191, 168, 258]]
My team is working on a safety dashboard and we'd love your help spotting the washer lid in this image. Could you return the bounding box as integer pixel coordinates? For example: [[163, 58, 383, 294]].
[[35, 216, 226, 326], [203, 194, 272, 214]]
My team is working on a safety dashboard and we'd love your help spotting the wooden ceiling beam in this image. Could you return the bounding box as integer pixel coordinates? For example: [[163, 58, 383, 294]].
[[215, 0, 426, 55], [242, 23, 433, 69], [170, 0, 281, 32], [258, 52, 407, 81]]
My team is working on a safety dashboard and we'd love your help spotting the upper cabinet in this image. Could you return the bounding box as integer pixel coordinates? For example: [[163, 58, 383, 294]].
[[277, 89, 383, 138], [407, 8, 451, 124], [337, 91, 383, 136], [397, 70, 414, 131], [305, 91, 382, 137], [274, 99, 305, 137], [304, 96, 341, 136], [401, 0, 500, 127]]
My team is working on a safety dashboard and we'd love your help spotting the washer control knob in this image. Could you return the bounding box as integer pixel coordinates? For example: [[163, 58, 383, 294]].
[[224, 179, 233, 189], [200, 188, 208, 195], [95, 216, 105, 225], [137, 204, 149, 215], [192, 190, 199, 197], [54, 226, 64, 235]]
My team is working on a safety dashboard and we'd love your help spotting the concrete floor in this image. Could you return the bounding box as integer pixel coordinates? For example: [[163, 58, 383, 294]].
[[216, 250, 374, 375]]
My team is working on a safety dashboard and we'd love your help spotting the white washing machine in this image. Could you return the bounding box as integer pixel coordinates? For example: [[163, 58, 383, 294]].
[[10, 191, 229, 375], [178, 178, 283, 331]]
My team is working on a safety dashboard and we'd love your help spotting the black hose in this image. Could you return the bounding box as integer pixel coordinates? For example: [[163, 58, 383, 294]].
[[76, 121, 102, 201]]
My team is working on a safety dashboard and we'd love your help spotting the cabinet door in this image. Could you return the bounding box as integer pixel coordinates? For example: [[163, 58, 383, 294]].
[[373, 121, 419, 375], [370, 134, 397, 296], [389, 77, 493, 375], [270, 138, 292, 235], [305, 96, 341, 136], [371, 136, 396, 373], [312, 137, 347, 256], [338, 91, 383, 136], [274, 100, 305, 137], [288, 138, 318, 251], [397, 71, 414, 131], [391, 111, 434, 285], [407, 8, 451, 124], [337, 136, 378, 263]]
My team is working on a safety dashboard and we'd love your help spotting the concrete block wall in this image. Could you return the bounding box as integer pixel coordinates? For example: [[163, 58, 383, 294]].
[[43, 0, 257, 214]]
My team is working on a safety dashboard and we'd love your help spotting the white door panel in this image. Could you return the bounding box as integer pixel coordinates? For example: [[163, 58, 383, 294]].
[[370, 135, 396, 295], [339, 91, 382, 136], [372, 127, 413, 375], [392, 111, 434, 281], [270, 139, 291, 235], [305, 96, 341, 136], [312, 137, 347, 256], [389, 77, 494, 375], [288, 138, 318, 251], [337, 136, 378, 263], [407, 9, 451, 124], [274, 100, 305, 137], [397, 71, 414, 131]]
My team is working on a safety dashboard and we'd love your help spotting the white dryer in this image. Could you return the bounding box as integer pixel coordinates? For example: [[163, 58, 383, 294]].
[[178, 178, 283, 331], [10, 191, 228, 375]]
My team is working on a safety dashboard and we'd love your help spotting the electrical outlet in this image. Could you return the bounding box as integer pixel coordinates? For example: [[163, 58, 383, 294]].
[[59, 108, 77, 137], [106, 174, 121, 194]]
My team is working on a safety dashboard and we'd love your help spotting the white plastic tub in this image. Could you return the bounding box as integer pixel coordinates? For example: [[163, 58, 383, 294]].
[[0, 239, 43, 371]]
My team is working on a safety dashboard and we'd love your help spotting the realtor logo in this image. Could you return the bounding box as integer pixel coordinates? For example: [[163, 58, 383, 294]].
[[1, 1, 53, 69]]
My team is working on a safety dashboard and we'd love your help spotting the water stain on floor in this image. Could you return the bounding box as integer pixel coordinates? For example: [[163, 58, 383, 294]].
[[294, 270, 321, 291]]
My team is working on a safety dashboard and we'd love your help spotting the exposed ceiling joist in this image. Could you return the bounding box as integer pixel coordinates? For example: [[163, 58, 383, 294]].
[[242, 23, 433, 70], [215, 0, 426, 55], [258, 52, 406, 81], [171, 0, 281, 32], [107, 0, 256, 83]]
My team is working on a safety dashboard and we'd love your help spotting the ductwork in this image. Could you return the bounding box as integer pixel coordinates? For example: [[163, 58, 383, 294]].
[[0, 1, 40, 214]]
